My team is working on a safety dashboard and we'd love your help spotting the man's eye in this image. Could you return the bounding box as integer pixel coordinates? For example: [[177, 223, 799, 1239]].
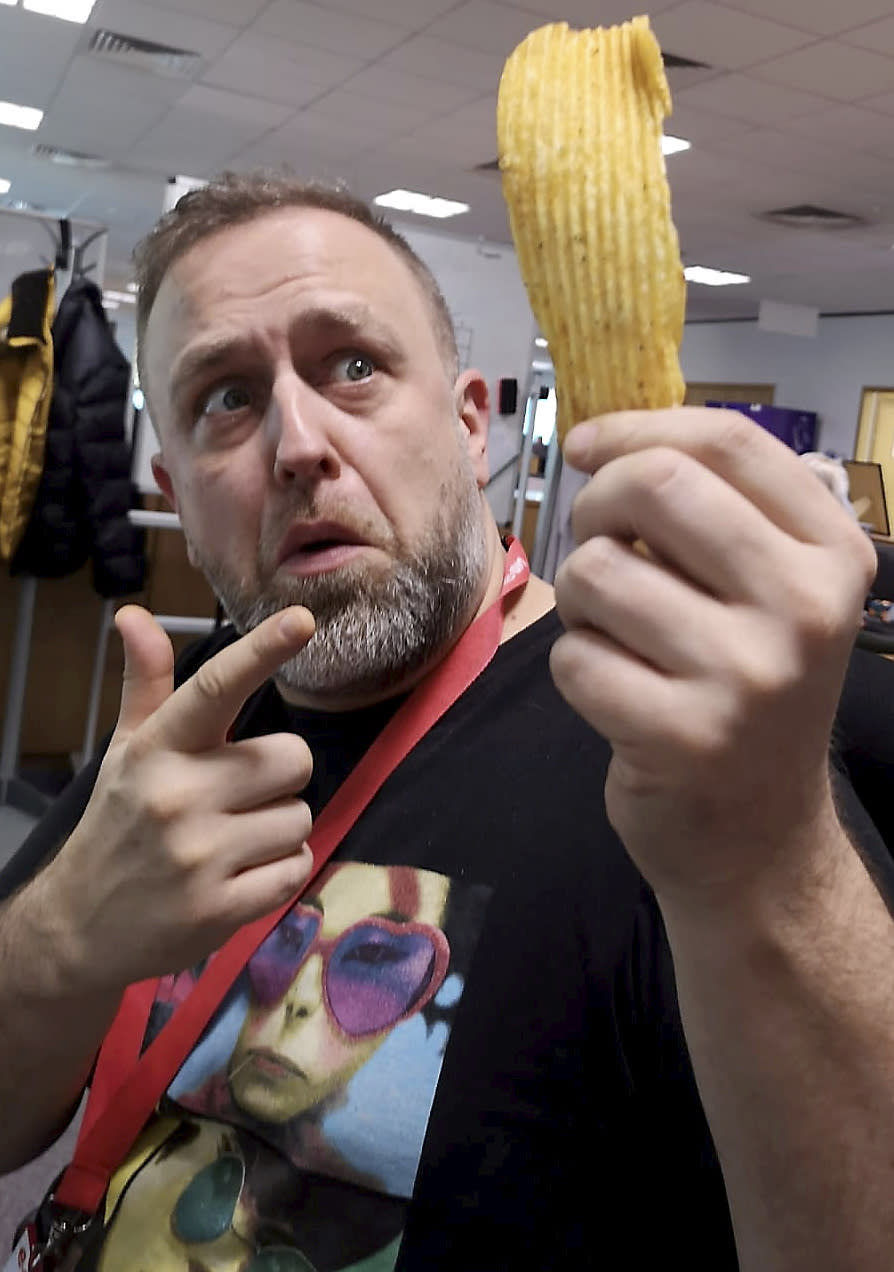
[[201, 383, 253, 415], [331, 354, 375, 384]]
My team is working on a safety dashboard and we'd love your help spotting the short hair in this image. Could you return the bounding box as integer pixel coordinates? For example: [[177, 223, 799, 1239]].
[[132, 170, 460, 395]]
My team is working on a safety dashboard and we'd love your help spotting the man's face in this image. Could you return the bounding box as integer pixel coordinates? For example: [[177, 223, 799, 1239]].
[[229, 863, 450, 1124], [144, 207, 492, 705]]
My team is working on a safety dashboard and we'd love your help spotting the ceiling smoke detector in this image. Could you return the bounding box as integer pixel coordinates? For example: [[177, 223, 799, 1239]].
[[760, 204, 865, 230], [33, 143, 110, 169], [87, 28, 202, 78]]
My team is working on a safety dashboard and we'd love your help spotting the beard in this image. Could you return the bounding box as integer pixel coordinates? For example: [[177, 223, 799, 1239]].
[[191, 463, 490, 702]]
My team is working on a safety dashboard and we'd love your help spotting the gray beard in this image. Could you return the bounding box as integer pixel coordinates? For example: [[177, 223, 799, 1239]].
[[195, 478, 489, 701]]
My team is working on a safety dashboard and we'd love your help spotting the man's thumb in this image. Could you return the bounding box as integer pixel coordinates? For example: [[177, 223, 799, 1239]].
[[114, 605, 175, 737]]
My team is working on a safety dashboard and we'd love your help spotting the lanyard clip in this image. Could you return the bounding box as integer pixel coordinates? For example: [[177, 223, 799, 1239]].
[[38, 1208, 92, 1272]]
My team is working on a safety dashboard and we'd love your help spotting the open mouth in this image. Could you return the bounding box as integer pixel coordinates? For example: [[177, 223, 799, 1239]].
[[276, 522, 370, 574]]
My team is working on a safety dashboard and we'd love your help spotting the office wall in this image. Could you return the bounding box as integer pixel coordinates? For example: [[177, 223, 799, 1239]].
[[681, 313, 894, 456]]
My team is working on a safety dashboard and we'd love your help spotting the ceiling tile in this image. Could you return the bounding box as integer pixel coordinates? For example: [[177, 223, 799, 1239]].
[[337, 66, 481, 112], [863, 91, 894, 115], [664, 101, 754, 146], [425, 0, 557, 57], [127, 100, 282, 172], [753, 41, 894, 101], [39, 91, 171, 157], [322, 0, 460, 22], [375, 35, 505, 92], [498, 0, 692, 25], [783, 103, 894, 151], [842, 16, 894, 57], [176, 84, 293, 128], [716, 127, 889, 191], [202, 32, 364, 107], [307, 89, 444, 132], [387, 98, 499, 167], [228, 135, 350, 178], [0, 8, 82, 111], [131, 0, 268, 23], [91, 0, 241, 59], [710, 0, 894, 38], [650, 2, 815, 70], [675, 72, 827, 126], [253, 0, 410, 60]]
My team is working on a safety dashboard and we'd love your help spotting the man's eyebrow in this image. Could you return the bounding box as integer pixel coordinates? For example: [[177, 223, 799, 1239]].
[[290, 303, 403, 353], [169, 336, 250, 406]]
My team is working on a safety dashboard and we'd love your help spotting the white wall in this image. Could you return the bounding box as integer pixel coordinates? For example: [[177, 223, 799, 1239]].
[[396, 221, 536, 524], [681, 313, 894, 456]]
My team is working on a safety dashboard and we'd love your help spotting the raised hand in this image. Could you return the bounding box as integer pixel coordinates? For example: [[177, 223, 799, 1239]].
[[549, 407, 876, 912], [39, 604, 317, 991]]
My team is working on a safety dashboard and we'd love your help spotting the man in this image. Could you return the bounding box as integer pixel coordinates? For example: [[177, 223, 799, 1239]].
[[1, 171, 893, 1270]]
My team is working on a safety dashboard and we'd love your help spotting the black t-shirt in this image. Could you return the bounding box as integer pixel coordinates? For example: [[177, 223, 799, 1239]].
[[6, 615, 894, 1270]]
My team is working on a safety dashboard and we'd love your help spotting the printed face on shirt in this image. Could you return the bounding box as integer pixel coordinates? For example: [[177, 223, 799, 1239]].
[[144, 206, 497, 705], [227, 862, 451, 1124], [98, 1120, 275, 1272]]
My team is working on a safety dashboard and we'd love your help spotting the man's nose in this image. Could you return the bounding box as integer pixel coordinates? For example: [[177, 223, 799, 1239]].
[[270, 373, 341, 485]]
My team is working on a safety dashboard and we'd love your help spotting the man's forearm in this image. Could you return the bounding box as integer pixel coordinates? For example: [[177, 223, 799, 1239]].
[[660, 820, 894, 1272], [0, 873, 121, 1175]]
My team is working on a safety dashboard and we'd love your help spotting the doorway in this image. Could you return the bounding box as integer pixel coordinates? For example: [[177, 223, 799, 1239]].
[[855, 389, 894, 537]]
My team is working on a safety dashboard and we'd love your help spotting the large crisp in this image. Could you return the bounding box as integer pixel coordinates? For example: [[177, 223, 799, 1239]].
[[497, 16, 686, 442]]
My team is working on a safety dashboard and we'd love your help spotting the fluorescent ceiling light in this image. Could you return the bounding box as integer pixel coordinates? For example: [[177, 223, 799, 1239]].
[[102, 299, 120, 310], [373, 188, 469, 219], [0, 1, 16, 6], [0, 101, 43, 131], [662, 134, 690, 156], [0, 178, 10, 194], [535, 337, 549, 348], [103, 288, 136, 305], [23, 0, 97, 21], [684, 265, 750, 287]]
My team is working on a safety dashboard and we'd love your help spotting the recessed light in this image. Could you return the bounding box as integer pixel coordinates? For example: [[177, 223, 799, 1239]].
[[662, 134, 690, 156], [684, 265, 750, 287], [535, 337, 548, 348], [126, 281, 138, 293], [0, 179, 10, 194], [0, 101, 43, 131], [23, 0, 97, 22], [373, 189, 469, 220]]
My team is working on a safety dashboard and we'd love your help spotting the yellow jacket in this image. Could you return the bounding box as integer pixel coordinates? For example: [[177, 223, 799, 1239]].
[[0, 268, 54, 562]]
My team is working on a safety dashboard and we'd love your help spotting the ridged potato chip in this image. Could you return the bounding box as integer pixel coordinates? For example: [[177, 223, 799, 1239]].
[[497, 16, 686, 443]]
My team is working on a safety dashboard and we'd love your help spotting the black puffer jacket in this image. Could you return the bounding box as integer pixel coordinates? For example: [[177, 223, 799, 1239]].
[[11, 277, 146, 596]]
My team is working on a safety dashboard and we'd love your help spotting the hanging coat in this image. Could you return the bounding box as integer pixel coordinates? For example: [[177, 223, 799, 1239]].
[[0, 268, 54, 563], [12, 276, 146, 597]]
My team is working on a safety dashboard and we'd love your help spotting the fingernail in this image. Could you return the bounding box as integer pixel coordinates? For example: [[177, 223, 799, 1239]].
[[279, 609, 304, 640]]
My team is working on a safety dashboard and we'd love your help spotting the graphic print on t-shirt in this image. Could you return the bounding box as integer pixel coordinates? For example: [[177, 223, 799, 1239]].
[[96, 862, 490, 1272]]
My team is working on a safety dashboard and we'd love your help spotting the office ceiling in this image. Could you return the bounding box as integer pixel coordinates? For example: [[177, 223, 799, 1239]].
[[2, 0, 894, 322]]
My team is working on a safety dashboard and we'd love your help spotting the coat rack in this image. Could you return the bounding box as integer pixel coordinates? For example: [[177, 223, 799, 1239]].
[[0, 206, 107, 813]]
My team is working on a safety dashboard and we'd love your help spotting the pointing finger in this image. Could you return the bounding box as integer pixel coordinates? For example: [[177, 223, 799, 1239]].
[[149, 606, 316, 754]]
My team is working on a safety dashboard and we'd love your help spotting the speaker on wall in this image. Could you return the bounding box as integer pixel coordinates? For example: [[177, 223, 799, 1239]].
[[498, 377, 519, 415]]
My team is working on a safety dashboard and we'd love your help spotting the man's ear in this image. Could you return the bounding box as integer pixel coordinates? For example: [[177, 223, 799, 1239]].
[[454, 370, 490, 488], [150, 453, 178, 512]]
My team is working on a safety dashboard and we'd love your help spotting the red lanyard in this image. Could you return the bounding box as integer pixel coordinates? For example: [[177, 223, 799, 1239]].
[[54, 539, 530, 1216]]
